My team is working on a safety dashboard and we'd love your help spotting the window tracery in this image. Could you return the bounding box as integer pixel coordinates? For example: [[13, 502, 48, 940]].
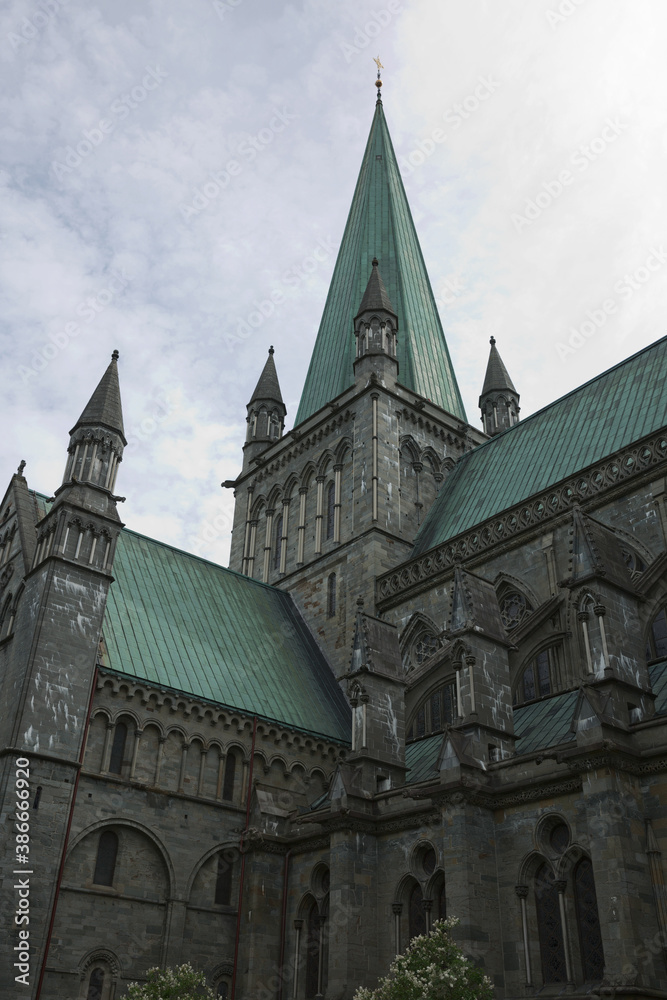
[[406, 683, 456, 742], [499, 590, 533, 630]]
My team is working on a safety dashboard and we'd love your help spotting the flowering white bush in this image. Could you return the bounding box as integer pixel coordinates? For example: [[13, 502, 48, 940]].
[[125, 963, 218, 1000], [353, 918, 494, 1000]]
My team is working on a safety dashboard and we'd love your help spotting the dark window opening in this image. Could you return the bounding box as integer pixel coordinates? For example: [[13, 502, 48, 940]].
[[535, 863, 567, 984], [274, 514, 283, 572], [217, 983, 229, 998], [93, 830, 118, 886], [574, 858, 605, 981], [407, 682, 456, 743], [33, 786, 42, 809], [86, 968, 105, 1000], [215, 852, 233, 906], [326, 481, 335, 540], [305, 902, 320, 999], [327, 573, 336, 618], [108, 723, 127, 775], [408, 883, 426, 940], [516, 647, 560, 705], [222, 754, 236, 801]]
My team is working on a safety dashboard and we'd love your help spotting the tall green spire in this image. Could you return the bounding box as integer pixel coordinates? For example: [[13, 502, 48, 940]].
[[295, 94, 466, 425]]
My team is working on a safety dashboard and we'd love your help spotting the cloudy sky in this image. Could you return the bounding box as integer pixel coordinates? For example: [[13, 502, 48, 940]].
[[3, 0, 667, 566]]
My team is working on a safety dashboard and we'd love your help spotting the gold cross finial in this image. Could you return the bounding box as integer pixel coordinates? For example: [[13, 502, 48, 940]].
[[373, 56, 384, 100]]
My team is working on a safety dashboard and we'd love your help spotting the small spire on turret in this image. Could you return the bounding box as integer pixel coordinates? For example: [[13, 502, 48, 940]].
[[479, 337, 520, 437], [242, 347, 287, 472]]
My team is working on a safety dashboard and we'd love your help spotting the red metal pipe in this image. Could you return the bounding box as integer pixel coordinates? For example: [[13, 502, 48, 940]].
[[277, 848, 292, 1000], [231, 715, 258, 1000], [35, 664, 99, 999]]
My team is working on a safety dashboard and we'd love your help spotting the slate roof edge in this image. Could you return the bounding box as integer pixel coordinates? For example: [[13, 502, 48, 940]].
[[97, 666, 352, 746], [413, 333, 667, 553]]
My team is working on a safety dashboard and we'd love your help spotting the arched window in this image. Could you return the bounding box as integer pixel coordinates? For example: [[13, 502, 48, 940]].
[[222, 754, 236, 801], [499, 590, 533, 631], [217, 983, 229, 998], [647, 604, 667, 660], [534, 863, 566, 984], [93, 830, 118, 886], [406, 683, 456, 742], [274, 514, 283, 572], [305, 901, 320, 999], [574, 857, 604, 981], [326, 481, 335, 540], [215, 851, 233, 906], [108, 723, 127, 775], [327, 573, 336, 618], [86, 968, 105, 1000], [516, 647, 562, 705], [408, 882, 426, 940]]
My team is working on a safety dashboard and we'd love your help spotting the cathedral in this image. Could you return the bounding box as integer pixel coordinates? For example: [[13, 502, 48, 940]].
[[2, 78, 667, 1000]]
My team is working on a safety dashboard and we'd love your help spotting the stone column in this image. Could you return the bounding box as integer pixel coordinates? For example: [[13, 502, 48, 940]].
[[297, 489, 307, 564], [101, 721, 114, 772], [554, 879, 574, 986], [129, 729, 142, 780], [315, 476, 325, 554], [333, 464, 343, 543], [292, 920, 303, 1000], [392, 903, 402, 957], [154, 736, 166, 786], [515, 885, 532, 986], [178, 743, 189, 793]]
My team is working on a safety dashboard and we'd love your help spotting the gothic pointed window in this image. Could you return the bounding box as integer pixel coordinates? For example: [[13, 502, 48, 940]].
[[86, 968, 105, 1000], [574, 858, 604, 981], [93, 830, 118, 886], [326, 481, 335, 540], [274, 514, 283, 571], [516, 647, 561, 705], [408, 883, 426, 940], [222, 754, 236, 801], [327, 573, 336, 618], [534, 863, 567, 984], [108, 722, 127, 775]]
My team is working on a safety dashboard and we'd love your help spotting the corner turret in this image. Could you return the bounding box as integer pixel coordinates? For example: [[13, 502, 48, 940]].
[[479, 337, 520, 436], [243, 347, 286, 472]]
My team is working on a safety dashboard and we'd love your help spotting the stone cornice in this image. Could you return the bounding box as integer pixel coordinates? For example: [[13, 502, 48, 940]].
[[96, 668, 349, 760], [377, 429, 667, 608]]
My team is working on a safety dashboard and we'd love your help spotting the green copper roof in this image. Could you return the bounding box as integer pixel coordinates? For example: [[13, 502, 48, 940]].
[[100, 528, 351, 742], [295, 98, 466, 425], [414, 336, 667, 555]]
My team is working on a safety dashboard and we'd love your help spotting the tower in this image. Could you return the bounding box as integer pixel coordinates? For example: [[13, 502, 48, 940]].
[[478, 336, 520, 436], [225, 82, 486, 675], [0, 353, 126, 999]]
